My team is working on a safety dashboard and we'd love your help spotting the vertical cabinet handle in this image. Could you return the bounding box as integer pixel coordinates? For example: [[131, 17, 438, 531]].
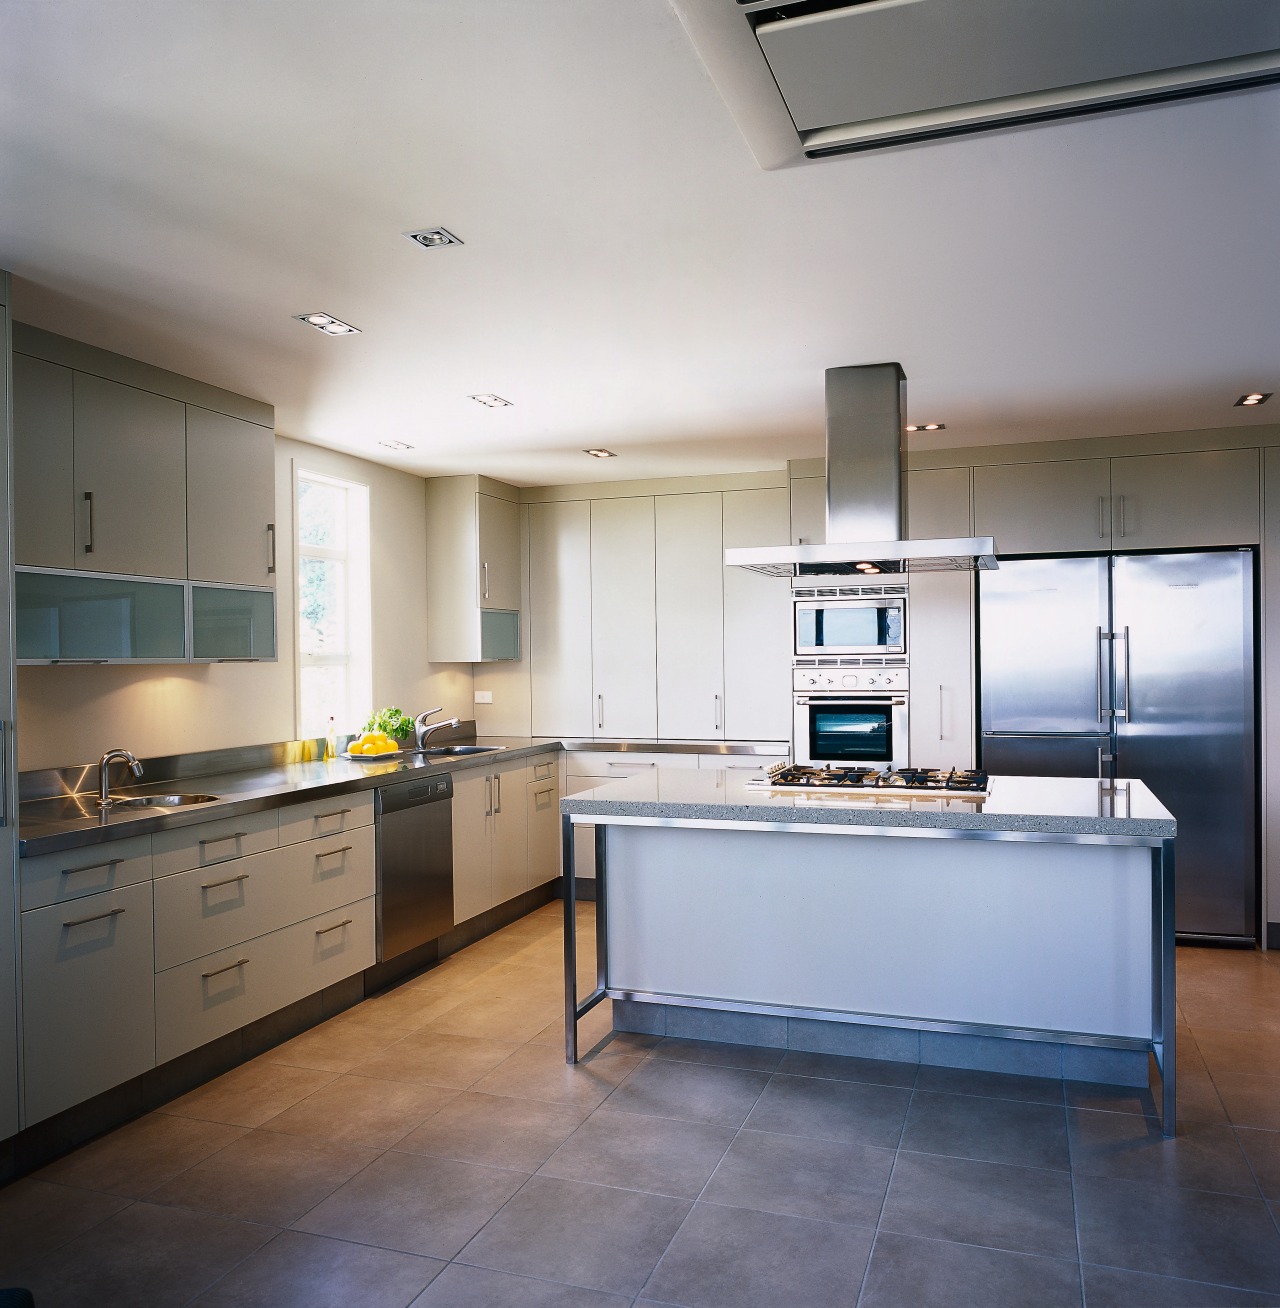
[[83, 491, 95, 554], [597, 694, 604, 730], [1097, 497, 1106, 539], [0, 720, 7, 830], [1118, 495, 1127, 538], [485, 774, 493, 817], [494, 772, 502, 815], [938, 686, 944, 741], [482, 561, 489, 601], [714, 694, 722, 732], [267, 523, 276, 574]]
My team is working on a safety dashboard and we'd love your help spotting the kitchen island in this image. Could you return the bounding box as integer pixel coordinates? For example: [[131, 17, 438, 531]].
[[562, 769, 1178, 1132]]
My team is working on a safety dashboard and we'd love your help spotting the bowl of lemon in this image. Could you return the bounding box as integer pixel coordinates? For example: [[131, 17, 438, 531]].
[[343, 730, 403, 759]]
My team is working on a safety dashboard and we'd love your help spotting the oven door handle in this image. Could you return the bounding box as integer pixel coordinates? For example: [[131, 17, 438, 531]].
[[793, 695, 908, 706]]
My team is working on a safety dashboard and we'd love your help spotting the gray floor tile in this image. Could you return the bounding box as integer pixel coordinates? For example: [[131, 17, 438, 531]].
[[901, 1089, 1070, 1170], [0, 1179, 131, 1280], [859, 1231, 1082, 1308], [913, 1063, 1065, 1105], [1194, 1027, 1280, 1081], [699, 1127, 893, 1227], [458, 1174, 690, 1297], [257, 1073, 458, 1148], [642, 1200, 874, 1308], [192, 1229, 444, 1307], [776, 1050, 918, 1088], [410, 1262, 631, 1306], [881, 1150, 1078, 1259], [605, 1057, 770, 1128], [1082, 1263, 1280, 1307], [352, 1031, 521, 1090], [743, 1073, 910, 1150], [145, 1129, 378, 1226], [471, 1042, 642, 1110], [19, 1200, 274, 1308], [1067, 1107, 1259, 1196], [394, 1091, 589, 1172], [650, 1037, 786, 1073], [158, 1059, 338, 1129], [1238, 1127, 1280, 1201], [293, 1150, 526, 1259], [1075, 1172, 1280, 1293], [1214, 1072, 1280, 1130], [539, 1109, 734, 1198]]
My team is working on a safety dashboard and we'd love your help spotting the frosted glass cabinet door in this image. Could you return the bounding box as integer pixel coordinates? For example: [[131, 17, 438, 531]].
[[15, 570, 186, 662], [73, 373, 187, 578], [191, 585, 277, 660]]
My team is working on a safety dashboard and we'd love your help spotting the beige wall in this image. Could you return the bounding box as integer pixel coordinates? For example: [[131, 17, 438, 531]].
[[16, 436, 472, 771]]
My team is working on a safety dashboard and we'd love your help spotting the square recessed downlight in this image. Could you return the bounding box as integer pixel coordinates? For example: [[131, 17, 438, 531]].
[[905, 423, 946, 432], [1235, 392, 1272, 407], [295, 312, 360, 336], [584, 448, 616, 458], [378, 440, 413, 451], [405, 227, 463, 250], [469, 393, 512, 408]]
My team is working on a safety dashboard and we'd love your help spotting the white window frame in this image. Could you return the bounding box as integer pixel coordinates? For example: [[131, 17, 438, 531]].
[[294, 466, 373, 738]]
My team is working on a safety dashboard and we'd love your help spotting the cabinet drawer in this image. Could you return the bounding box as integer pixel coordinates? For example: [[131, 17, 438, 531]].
[[527, 778, 561, 887], [530, 756, 558, 782], [153, 827, 376, 971], [279, 791, 374, 846], [20, 833, 153, 910], [698, 753, 788, 771], [152, 807, 278, 877], [22, 881, 156, 1124], [281, 896, 376, 1009], [565, 750, 700, 778]]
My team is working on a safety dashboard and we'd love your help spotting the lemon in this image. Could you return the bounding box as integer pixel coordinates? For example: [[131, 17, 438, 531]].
[[348, 740, 366, 755]]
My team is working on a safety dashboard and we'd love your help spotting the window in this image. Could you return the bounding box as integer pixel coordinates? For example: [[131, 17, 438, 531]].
[[295, 469, 372, 737]]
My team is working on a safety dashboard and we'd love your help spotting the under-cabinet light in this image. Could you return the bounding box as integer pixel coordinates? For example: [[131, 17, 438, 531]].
[[295, 313, 360, 336]]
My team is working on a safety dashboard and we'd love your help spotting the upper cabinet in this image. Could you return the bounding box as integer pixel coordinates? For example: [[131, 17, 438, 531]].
[[906, 467, 971, 539], [12, 328, 277, 588], [186, 406, 276, 587], [973, 458, 1111, 555], [529, 499, 594, 738], [790, 476, 826, 545], [425, 475, 523, 662]]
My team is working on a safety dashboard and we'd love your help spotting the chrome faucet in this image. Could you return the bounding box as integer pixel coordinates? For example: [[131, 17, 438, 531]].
[[98, 748, 144, 809], [414, 708, 461, 751]]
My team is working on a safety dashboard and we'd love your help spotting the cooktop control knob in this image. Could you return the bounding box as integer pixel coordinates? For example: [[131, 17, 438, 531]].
[[821, 674, 837, 687], [865, 674, 879, 686]]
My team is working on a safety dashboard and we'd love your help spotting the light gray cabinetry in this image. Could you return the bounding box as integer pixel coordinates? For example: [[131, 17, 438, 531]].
[[527, 764, 560, 888], [1109, 449, 1260, 549], [973, 458, 1111, 555], [12, 353, 74, 570], [656, 493, 724, 739], [452, 759, 535, 922], [477, 493, 521, 610], [530, 500, 594, 738], [21, 880, 156, 1124], [790, 476, 826, 545], [186, 406, 276, 586], [907, 467, 971, 538], [73, 373, 187, 578], [723, 487, 792, 741], [590, 497, 657, 738]]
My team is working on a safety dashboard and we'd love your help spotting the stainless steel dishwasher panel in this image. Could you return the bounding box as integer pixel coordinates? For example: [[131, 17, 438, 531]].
[[376, 773, 454, 963]]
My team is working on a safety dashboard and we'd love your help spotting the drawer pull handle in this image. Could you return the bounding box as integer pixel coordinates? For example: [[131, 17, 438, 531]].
[[201, 871, 251, 891], [199, 831, 248, 849], [534, 786, 555, 799], [62, 906, 125, 929], [314, 808, 352, 821], [315, 845, 352, 858], [62, 858, 123, 876], [315, 918, 353, 937], [202, 958, 249, 980]]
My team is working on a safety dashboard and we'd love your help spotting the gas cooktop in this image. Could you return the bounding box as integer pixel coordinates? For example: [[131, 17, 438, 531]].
[[752, 765, 990, 796]]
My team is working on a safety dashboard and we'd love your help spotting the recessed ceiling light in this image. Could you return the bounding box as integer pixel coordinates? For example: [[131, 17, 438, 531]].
[[295, 312, 360, 336], [1235, 392, 1272, 407], [378, 440, 413, 451], [405, 228, 463, 250], [584, 448, 616, 459], [469, 394, 512, 408], [905, 423, 946, 432]]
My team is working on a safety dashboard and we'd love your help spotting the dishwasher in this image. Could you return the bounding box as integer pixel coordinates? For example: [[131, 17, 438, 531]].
[[376, 773, 454, 962]]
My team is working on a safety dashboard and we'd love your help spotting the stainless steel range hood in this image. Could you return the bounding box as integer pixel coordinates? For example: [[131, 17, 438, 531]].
[[725, 364, 997, 577]]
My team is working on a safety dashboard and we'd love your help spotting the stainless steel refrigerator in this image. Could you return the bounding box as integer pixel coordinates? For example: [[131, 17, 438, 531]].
[[978, 550, 1256, 942]]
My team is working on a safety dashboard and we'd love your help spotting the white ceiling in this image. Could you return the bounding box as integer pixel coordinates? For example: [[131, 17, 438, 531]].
[[1, 1, 1277, 487]]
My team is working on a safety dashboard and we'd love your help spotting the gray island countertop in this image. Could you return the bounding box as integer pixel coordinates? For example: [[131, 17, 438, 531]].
[[562, 769, 1175, 840]]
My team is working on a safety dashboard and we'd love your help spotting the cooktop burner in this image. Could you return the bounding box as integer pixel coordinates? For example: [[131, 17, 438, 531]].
[[756, 764, 989, 796]]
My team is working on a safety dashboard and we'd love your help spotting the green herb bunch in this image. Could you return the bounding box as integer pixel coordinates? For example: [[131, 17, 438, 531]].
[[363, 707, 417, 741]]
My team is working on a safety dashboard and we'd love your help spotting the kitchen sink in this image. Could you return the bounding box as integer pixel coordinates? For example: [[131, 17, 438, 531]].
[[107, 793, 220, 808], [419, 745, 506, 756]]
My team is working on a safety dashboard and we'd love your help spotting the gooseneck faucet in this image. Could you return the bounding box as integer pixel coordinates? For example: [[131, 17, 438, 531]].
[[98, 748, 144, 809], [414, 708, 462, 751]]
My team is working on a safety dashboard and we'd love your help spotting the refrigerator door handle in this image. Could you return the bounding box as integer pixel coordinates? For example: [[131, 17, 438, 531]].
[[1096, 626, 1107, 724], [1116, 625, 1131, 721], [1097, 747, 1115, 781]]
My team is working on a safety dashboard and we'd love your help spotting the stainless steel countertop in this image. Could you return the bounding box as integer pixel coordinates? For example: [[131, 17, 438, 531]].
[[19, 737, 560, 857]]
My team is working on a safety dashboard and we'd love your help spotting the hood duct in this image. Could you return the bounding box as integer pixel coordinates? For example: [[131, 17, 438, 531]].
[[725, 363, 997, 577]]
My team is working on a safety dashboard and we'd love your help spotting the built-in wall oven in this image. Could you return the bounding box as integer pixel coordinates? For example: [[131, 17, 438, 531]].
[[792, 670, 909, 769], [793, 588, 906, 658]]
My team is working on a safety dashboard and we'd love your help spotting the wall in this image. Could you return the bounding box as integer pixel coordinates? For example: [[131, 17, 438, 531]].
[[16, 435, 471, 770]]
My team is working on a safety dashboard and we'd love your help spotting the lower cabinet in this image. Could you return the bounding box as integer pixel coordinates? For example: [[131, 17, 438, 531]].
[[527, 772, 560, 887], [453, 757, 534, 924], [21, 880, 156, 1125]]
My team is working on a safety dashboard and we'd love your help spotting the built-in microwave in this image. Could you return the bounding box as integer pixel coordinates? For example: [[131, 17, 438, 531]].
[[794, 596, 906, 658], [792, 692, 909, 769]]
